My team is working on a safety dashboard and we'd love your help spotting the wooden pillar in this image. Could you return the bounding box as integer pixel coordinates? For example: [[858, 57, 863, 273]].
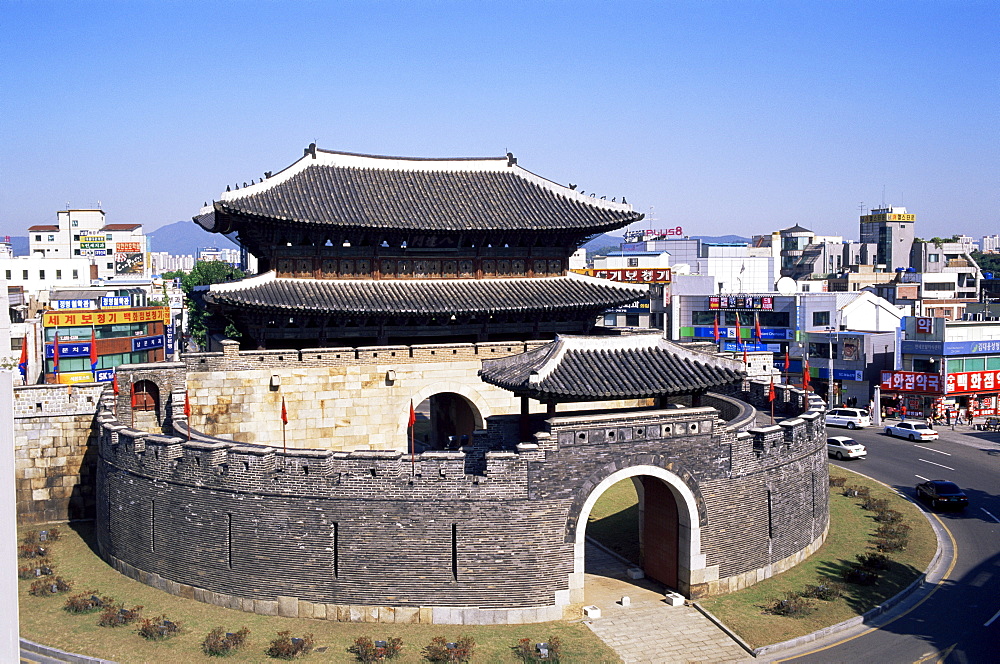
[[692, 391, 703, 407]]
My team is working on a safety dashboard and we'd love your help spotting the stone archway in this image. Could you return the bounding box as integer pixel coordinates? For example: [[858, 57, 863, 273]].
[[406, 382, 492, 451], [570, 465, 706, 601]]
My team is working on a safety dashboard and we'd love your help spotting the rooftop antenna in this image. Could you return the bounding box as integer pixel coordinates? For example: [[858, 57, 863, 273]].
[[858, 201, 865, 216], [881, 185, 886, 208]]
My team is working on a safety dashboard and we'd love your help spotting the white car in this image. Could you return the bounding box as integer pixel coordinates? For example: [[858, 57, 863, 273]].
[[827, 436, 867, 460], [825, 408, 871, 430], [884, 421, 939, 441]]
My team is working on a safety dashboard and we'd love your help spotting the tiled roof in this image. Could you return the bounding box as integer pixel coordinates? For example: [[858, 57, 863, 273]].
[[204, 271, 646, 316], [102, 224, 142, 231], [28, 225, 59, 232], [201, 149, 641, 234], [479, 334, 745, 400]]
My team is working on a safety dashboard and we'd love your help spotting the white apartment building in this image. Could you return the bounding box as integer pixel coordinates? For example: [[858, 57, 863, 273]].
[[1, 256, 91, 302], [982, 234, 1000, 252], [28, 208, 148, 280]]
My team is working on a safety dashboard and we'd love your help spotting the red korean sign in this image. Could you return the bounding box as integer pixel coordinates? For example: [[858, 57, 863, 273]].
[[573, 268, 671, 284], [915, 317, 934, 334], [946, 371, 1000, 394], [880, 370, 941, 393]]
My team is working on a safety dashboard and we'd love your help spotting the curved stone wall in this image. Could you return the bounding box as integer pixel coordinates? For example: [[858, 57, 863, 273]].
[[95, 369, 829, 624]]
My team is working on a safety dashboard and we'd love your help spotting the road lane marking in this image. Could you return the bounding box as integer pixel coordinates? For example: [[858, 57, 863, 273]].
[[913, 444, 950, 456], [775, 511, 959, 662], [982, 508, 1000, 524], [915, 474, 930, 481], [986, 607, 1000, 627], [918, 459, 955, 471]]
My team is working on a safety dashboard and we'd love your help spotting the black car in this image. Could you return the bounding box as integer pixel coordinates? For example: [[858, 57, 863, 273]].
[[915, 480, 968, 510]]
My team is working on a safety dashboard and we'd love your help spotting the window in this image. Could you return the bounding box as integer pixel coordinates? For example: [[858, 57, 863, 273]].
[[987, 357, 1000, 371], [947, 359, 964, 373], [71, 220, 78, 227], [47, 234, 54, 241], [72, 270, 79, 279], [928, 254, 940, 263], [924, 282, 953, 291], [73, 235, 80, 241], [56, 270, 62, 279], [39, 270, 45, 279], [627, 257, 639, 267], [34, 235, 41, 241], [813, 311, 830, 327], [22, 270, 28, 280], [965, 357, 985, 371], [603, 314, 617, 326], [626, 314, 640, 327], [106, 263, 113, 270], [4, 270, 9, 280], [74, 249, 81, 255]]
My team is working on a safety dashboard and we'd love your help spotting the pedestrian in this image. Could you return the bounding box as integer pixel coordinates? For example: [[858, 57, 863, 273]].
[[900, 404, 907, 422], [945, 408, 952, 426]]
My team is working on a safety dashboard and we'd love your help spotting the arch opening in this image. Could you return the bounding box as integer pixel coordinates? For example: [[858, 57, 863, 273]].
[[414, 391, 483, 451], [571, 465, 705, 603]]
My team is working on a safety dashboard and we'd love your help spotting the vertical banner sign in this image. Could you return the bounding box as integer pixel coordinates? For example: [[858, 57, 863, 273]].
[[165, 321, 175, 357]]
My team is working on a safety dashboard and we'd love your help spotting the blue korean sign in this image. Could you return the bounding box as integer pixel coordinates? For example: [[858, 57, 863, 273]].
[[695, 327, 793, 340], [101, 295, 132, 308], [55, 299, 93, 310], [165, 322, 175, 356], [131, 335, 164, 352], [812, 367, 864, 381], [903, 339, 1000, 356], [95, 369, 115, 382], [46, 342, 91, 358], [722, 341, 771, 352]]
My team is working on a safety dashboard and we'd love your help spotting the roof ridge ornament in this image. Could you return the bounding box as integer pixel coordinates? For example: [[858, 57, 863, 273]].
[[506, 152, 517, 167]]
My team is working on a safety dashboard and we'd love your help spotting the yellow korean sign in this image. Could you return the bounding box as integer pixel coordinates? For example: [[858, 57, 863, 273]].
[[56, 372, 96, 385], [43, 306, 169, 328]]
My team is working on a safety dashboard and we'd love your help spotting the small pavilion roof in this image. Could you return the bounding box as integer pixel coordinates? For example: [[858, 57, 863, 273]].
[[195, 147, 642, 235], [203, 271, 646, 317], [479, 333, 745, 401]]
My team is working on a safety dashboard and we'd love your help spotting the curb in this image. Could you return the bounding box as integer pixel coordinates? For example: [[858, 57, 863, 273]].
[[20, 638, 116, 664], [750, 473, 951, 659], [691, 601, 757, 657]]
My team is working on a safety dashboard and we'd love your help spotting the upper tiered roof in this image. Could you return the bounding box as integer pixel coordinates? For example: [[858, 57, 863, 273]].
[[195, 147, 641, 236], [479, 333, 745, 401]]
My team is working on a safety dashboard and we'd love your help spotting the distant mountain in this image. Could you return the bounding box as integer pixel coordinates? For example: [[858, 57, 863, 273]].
[[147, 221, 230, 256]]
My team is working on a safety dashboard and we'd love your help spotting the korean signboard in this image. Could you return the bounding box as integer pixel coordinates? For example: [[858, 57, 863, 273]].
[[946, 371, 999, 394], [116, 242, 141, 253], [46, 342, 91, 358], [100, 296, 132, 309], [709, 295, 774, 310], [915, 317, 934, 335], [131, 335, 164, 352], [55, 299, 94, 310], [573, 268, 671, 283], [43, 306, 168, 327], [115, 252, 145, 275], [880, 370, 942, 393]]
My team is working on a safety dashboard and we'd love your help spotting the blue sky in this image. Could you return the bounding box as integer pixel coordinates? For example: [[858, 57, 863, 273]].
[[3, 1, 997, 241]]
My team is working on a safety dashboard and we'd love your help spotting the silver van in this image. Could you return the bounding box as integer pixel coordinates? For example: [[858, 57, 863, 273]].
[[825, 407, 871, 429]]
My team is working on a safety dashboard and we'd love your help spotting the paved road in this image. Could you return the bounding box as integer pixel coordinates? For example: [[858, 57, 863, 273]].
[[778, 422, 1000, 663]]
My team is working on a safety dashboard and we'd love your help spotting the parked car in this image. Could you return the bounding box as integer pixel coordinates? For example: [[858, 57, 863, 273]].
[[915, 480, 968, 510], [825, 408, 871, 429], [827, 436, 867, 460], [884, 421, 939, 441]]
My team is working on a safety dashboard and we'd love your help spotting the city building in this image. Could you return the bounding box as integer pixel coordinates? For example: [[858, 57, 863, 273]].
[[859, 206, 915, 272], [981, 234, 1000, 253], [28, 208, 148, 280]]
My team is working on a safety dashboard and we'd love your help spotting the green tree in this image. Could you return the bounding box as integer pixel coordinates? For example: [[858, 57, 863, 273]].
[[165, 262, 245, 350]]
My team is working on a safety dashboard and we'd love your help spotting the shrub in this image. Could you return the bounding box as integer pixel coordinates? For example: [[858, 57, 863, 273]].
[[842, 566, 880, 585], [28, 576, 72, 596], [348, 636, 403, 662], [876, 522, 912, 539], [267, 630, 315, 659], [19, 543, 49, 559], [874, 537, 907, 553], [802, 581, 845, 601], [22, 531, 38, 545], [138, 615, 181, 640], [18, 559, 54, 580], [202, 627, 250, 656], [513, 637, 562, 663], [64, 592, 110, 614], [862, 497, 889, 511], [856, 552, 892, 571], [874, 508, 903, 524], [768, 592, 815, 617], [97, 603, 143, 627], [829, 476, 847, 487], [423, 635, 476, 662]]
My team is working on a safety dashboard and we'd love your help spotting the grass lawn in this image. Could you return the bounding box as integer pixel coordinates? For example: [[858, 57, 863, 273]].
[[586, 479, 640, 564], [699, 465, 937, 648], [18, 522, 621, 663]]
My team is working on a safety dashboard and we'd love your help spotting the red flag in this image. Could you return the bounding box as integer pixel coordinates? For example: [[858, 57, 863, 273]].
[[112, 372, 119, 395], [768, 378, 776, 402], [18, 334, 28, 383], [735, 314, 742, 350], [743, 346, 748, 365], [713, 315, 720, 342], [408, 400, 416, 428], [184, 390, 191, 417], [281, 397, 288, 425], [784, 348, 790, 372], [803, 356, 811, 390], [90, 328, 99, 375], [754, 313, 762, 343]]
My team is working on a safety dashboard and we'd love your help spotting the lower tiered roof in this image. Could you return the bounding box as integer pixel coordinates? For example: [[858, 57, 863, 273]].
[[479, 333, 745, 401]]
